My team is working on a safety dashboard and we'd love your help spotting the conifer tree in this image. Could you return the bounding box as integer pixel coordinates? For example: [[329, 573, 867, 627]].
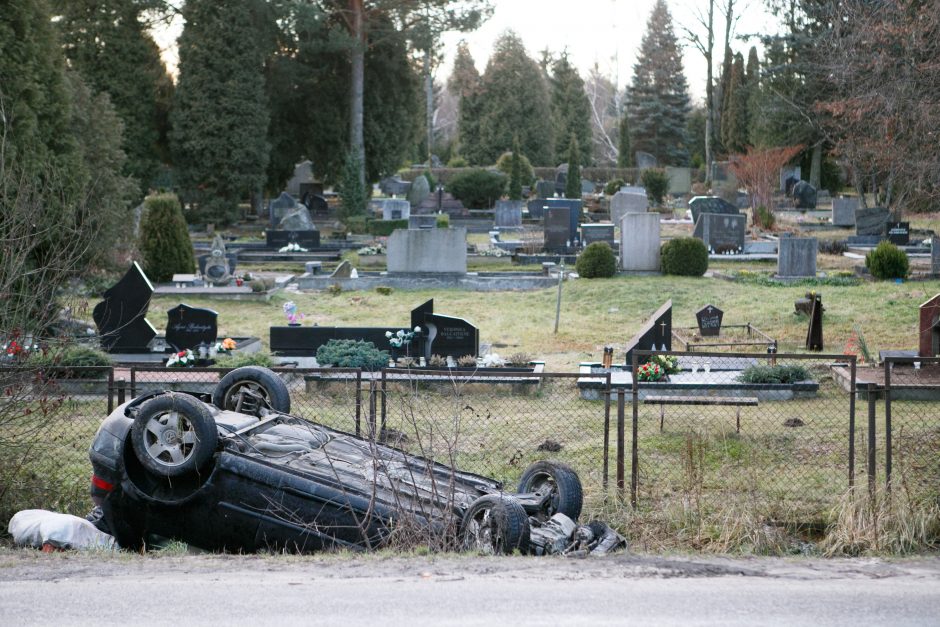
[[564, 135, 582, 199], [508, 135, 523, 201], [617, 111, 633, 168], [171, 0, 271, 225], [722, 53, 749, 154], [139, 193, 196, 282], [449, 40, 483, 162], [626, 0, 691, 166], [550, 53, 592, 167]]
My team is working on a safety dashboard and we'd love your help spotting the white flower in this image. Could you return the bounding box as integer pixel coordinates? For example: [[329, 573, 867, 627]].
[[396, 330, 404, 338], [385, 331, 393, 338], [414, 326, 421, 333]]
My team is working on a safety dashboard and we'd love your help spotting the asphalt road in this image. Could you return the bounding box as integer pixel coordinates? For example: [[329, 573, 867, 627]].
[[1, 552, 939, 625]]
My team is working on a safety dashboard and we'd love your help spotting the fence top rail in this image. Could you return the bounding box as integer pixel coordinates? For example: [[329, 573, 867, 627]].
[[633, 350, 855, 362], [128, 366, 364, 375], [883, 356, 940, 364]]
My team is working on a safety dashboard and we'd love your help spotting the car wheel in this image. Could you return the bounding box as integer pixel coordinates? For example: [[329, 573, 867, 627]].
[[460, 495, 530, 555], [212, 366, 290, 416], [517, 461, 583, 522], [130, 392, 218, 478]]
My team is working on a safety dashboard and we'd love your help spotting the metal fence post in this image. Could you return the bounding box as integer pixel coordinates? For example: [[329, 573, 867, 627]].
[[867, 382, 877, 496], [117, 378, 126, 406], [380, 368, 388, 435], [107, 367, 115, 414], [884, 359, 893, 492], [848, 357, 856, 488], [630, 352, 639, 508], [355, 369, 362, 437], [602, 372, 611, 492]]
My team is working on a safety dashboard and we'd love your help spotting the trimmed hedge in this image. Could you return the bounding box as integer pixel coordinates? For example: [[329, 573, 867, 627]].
[[367, 219, 409, 236], [446, 168, 506, 209], [661, 237, 709, 276], [865, 241, 909, 280], [139, 193, 195, 282], [576, 242, 617, 278]]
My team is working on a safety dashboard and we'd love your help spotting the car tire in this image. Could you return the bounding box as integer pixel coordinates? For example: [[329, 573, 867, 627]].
[[212, 366, 290, 415], [130, 392, 218, 478], [460, 495, 530, 555], [517, 460, 583, 522]]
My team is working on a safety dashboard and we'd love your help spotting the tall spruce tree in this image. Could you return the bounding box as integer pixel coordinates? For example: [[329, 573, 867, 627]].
[[53, 0, 172, 198], [627, 0, 691, 166], [550, 53, 592, 167], [722, 53, 749, 154], [448, 40, 483, 163], [478, 31, 554, 165], [564, 135, 581, 199], [617, 110, 633, 167], [171, 0, 271, 224]]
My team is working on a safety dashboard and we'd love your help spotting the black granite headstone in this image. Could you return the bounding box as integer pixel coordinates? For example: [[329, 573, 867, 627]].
[[268, 192, 299, 228], [688, 196, 739, 224], [165, 304, 218, 351], [887, 222, 910, 246], [92, 262, 157, 352], [411, 299, 479, 359], [625, 300, 672, 365], [696, 304, 723, 337], [527, 198, 547, 220], [693, 213, 746, 253], [302, 192, 329, 215], [265, 229, 321, 249], [855, 207, 890, 237], [806, 294, 824, 351], [544, 207, 573, 253], [542, 198, 582, 239], [792, 180, 817, 210]]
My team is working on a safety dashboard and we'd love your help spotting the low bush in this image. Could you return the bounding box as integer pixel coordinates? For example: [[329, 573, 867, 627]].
[[604, 179, 625, 196], [315, 339, 389, 370], [446, 168, 506, 209], [640, 168, 669, 206], [753, 205, 776, 230], [819, 239, 848, 255], [496, 150, 534, 186], [29, 345, 113, 378], [739, 364, 812, 384], [214, 351, 274, 369], [447, 156, 468, 168], [375, 286, 394, 295], [345, 216, 368, 234], [576, 242, 617, 278], [866, 241, 909, 280], [436, 214, 450, 228], [367, 219, 409, 237], [660, 237, 709, 276]]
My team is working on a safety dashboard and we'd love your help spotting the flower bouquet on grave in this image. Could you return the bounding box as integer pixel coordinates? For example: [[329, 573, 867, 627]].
[[636, 361, 667, 382], [214, 337, 237, 355], [166, 349, 195, 368], [650, 354, 680, 375], [283, 301, 304, 326], [386, 327, 421, 362]]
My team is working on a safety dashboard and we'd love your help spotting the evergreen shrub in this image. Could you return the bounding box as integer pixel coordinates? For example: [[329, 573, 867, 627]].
[[866, 241, 909, 280], [604, 179, 625, 196], [661, 237, 708, 276], [446, 168, 506, 209], [367, 219, 409, 236], [640, 168, 669, 206], [436, 214, 450, 228], [28, 345, 113, 378], [139, 193, 196, 282], [576, 242, 617, 278], [496, 150, 534, 187], [316, 340, 388, 370]]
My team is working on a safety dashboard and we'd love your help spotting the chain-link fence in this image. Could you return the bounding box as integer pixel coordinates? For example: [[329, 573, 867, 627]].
[[629, 351, 858, 521]]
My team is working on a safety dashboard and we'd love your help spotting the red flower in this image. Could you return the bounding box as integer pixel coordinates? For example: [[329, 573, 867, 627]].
[[177, 351, 186, 357]]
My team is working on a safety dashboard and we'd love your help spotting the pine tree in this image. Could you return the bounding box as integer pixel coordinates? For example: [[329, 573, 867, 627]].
[[508, 135, 523, 201], [171, 0, 271, 225], [565, 135, 581, 199], [550, 53, 592, 167], [617, 110, 633, 167], [723, 53, 749, 154], [54, 0, 172, 198], [627, 0, 691, 166], [478, 32, 554, 166]]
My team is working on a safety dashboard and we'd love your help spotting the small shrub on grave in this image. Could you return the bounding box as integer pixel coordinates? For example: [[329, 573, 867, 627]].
[[507, 352, 532, 367], [367, 219, 409, 236], [753, 205, 776, 229], [497, 147, 534, 190], [576, 242, 617, 278], [865, 241, 909, 280], [604, 179, 625, 196], [447, 155, 468, 168], [139, 193, 196, 282], [214, 351, 274, 369], [249, 277, 275, 293], [739, 364, 812, 384], [819, 239, 848, 255], [457, 354, 477, 367], [661, 237, 709, 276], [640, 168, 669, 206], [375, 286, 393, 295], [315, 339, 388, 370], [428, 354, 447, 368], [436, 214, 450, 228], [327, 283, 343, 296], [446, 168, 506, 209], [29, 345, 113, 378], [345, 216, 368, 234]]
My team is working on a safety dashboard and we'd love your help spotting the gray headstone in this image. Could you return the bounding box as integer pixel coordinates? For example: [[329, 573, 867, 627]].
[[380, 176, 412, 197], [580, 224, 615, 248], [688, 196, 739, 224], [408, 175, 431, 208], [330, 260, 354, 278], [408, 214, 438, 229], [635, 151, 658, 170], [832, 197, 859, 227], [304, 261, 322, 275], [620, 213, 660, 271], [494, 200, 523, 227], [693, 213, 746, 254], [664, 167, 692, 195], [203, 234, 232, 285], [535, 180, 555, 199], [527, 198, 547, 220], [387, 228, 467, 275], [278, 205, 316, 231], [777, 236, 818, 278], [543, 207, 573, 253], [792, 181, 817, 210], [855, 207, 890, 237], [554, 164, 569, 195], [381, 199, 411, 221], [581, 179, 596, 194], [932, 237, 940, 276], [268, 192, 298, 228], [619, 185, 646, 195], [780, 166, 801, 192], [611, 191, 648, 226]]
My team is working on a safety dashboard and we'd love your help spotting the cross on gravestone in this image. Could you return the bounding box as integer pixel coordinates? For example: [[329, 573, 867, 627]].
[[696, 304, 723, 337], [165, 304, 218, 351], [93, 262, 157, 352], [806, 294, 824, 351]]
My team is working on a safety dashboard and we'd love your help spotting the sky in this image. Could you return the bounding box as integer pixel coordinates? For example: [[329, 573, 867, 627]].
[[152, 0, 779, 103]]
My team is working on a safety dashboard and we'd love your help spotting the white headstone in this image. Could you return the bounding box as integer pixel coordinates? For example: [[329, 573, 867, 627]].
[[620, 213, 661, 272], [387, 227, 467, 274]]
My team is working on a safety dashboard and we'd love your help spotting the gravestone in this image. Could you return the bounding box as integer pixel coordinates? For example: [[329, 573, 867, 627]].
[[381, 199, 411, 221], [302, 192, 329, 215], [635, 151, 657, 170], [696, 304, 723, 337], [806, 294, 824, 351], [792, 181, 817, 210], [494, 200, 523, 228], [580, 224, 615, 248], [832, 197, 859, 227], [279, 205, 316, 231], [387, 228, 467, 275], [544, 207, 573, 253], [855, 207, 890, 237], [777, 236, 818, 278], [918, 293, 940, 357], [688, 196, 739, 224], [624, 300, 672, 365], [408, 214, 437, 229], [581, 179, 596, 195], [554, 164, 569, 195], [542, 199, 582, 241], [408, 175, 431, 208], [379, 176, 412, 197], [887, 222, 910, 246], [619, 185, 646, 195], [331, 260, 354, 279], [268, 192, 299, 228], [165, 304, 218, 351], [932, 237, 940, 277], [266, 228, 320, 249], [203, 235, 232, 286], [711, 161, 733, 182], [664, 167, 692, 195], [693, 213, 746, 254], [610, 191, 648, 226], [411, 299, 479, 360], [535, 180, 555, 199], [780, 166, 801, 192], [92, 262, 157, 352], [620, 213, 660, 272], [197, 252, 237, 277], [527, 198, 547, 220]]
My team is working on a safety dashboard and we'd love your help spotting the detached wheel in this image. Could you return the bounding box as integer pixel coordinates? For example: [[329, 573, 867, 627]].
[[213, 366, 290, 415], [130, 393, 218, 478], [460, 495, 530, 555], [517, 461, 583, 522]]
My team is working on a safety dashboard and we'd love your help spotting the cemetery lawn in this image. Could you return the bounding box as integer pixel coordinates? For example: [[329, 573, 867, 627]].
[[149, 274, 940, 369]]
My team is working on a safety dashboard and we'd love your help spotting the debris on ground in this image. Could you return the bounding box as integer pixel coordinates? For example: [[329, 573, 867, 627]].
[[9, 509, 115, 551]]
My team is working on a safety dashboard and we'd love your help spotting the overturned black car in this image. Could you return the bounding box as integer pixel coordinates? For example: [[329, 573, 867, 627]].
[[90, 367, 622, 555]]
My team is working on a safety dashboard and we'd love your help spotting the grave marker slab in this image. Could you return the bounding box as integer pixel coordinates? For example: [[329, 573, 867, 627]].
[[580, 224, 615, 248], [624, 300, 672, 365], [610, 191, 648, 226], [777, 236, 818, 278], [494, 200, 523, 227], [696, 304, 723, 337], [544, 207, 573, 253], [855, 207, 890, 237], [832, 197, 859, 227], [165, 304, 218, 351], [689, 196, 739, 224], [92, 262, 157, 352], [268, 192, 299, 228], [792, 181, 817, 210], [620, 213, 660, 272], [411, 299, 479, 360], [635, 151, 658, 170], [887, 222, 910, 246], [806, 294, 824, 351], [665, 167, 692, 195], [693, 213, 746, 254], [535, 180, 555, 199], [387, 228, 467, 274]]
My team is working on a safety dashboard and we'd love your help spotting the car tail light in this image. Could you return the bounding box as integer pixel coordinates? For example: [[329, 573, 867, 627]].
[[91, 474, 115, 492]]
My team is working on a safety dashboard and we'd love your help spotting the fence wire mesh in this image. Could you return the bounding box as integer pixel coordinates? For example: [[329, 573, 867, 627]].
[[630, 352, 857, 521]]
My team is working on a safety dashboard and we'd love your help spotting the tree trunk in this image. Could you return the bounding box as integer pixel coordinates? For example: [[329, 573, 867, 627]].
[[348, 0, 366, 187], [424, 47, 434, 166], [809, 143, 822, 189]]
